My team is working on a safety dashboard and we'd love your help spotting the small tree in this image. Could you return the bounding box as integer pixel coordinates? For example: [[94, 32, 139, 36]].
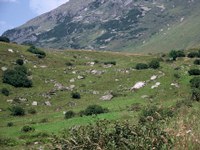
[[9, 106, 25, 116], [21, 125, 35, 132], [169, 50, 185, 60], [149, 60, 160, 69]]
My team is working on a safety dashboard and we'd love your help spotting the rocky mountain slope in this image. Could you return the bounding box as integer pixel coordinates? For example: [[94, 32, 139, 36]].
[[3, 0, 200, 52]]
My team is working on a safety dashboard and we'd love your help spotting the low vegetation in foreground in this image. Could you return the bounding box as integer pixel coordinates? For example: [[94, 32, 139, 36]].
[[0, 42, 200, 149]]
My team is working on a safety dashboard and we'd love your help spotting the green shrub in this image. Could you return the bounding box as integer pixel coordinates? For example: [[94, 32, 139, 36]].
[[169, 50, 185, 60], [2, 66, 32, 87], [71, 92, 81, 99], [139, 105, 174, 125], [104, 61, 116, 65], [21, 125, 35, 132], [135, 63, 148, 70], [49, 120, 173, 150], [0, 137, 17, 146], [81, 105, 108, 116], [149, 59, 160, 69], [190, 77, 200, 88], [27, 45, 46, 58], [9, 106, 25, 116], [64, 110, 75, 119], [1, 88, 9, 96], [187, 52, 199, 58], [28, 108, 37, 114], [175, 99, 193, 108], [188, 69, 200, 76], [174, 73, 181, 79], [16, 59, 24, 65], [65, 62, 73, 66], [191, 88, 200, 101], [40, 118, 48, 123], [7, 122, 14, 127], [194, 59, 200, 65], [0, 36, 10, 43]]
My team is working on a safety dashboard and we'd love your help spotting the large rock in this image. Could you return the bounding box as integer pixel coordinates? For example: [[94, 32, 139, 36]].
[[130, 81, 146, 91], [44, 101, 51, 106], [100, 94, 113, 101], [1, 66, 8, 71], [32, 101, 38, 106]]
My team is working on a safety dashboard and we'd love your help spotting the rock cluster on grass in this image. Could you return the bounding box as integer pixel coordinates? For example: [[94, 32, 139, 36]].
[[151, 82, 161, 89], [130, 81, 146, 91]]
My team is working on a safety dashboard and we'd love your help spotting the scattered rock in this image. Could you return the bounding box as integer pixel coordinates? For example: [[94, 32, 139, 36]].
[[86, 62, 95, 66], [32, 101, 38, 106], [44, 101, 51, 106], [103, 64, 112, 68], [19, 97, 28, 102], [171, 83, 179, 88], [77, 75, 84, 79], [72, 71, 76, 74], [7, 99, 13, 103], [40, 65, 47, 68], [70, 78, 75, 83], [151, 82, 161, 89], [67, 101, 76, 107], [150, 75, 157, 80], [8, 49, 14, 53], [91, 70, 104, 75], [0, 109, 2, 112], [100, 94, 113, 101], [130, 81, 146, 91], [1, 66, 7, 71], [141, 95, 149, 99], [54, 83, 68, 91], [33, 65, 37, 68], [115, 79, 119, 82], [93, 91, 99, 95]]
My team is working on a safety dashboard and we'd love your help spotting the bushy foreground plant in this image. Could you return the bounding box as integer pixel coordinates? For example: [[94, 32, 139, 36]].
[[49, 119, 173, 150], [194, 59, 200, 65], [149, 59, 160, 69], [65, 110, 75, 119]]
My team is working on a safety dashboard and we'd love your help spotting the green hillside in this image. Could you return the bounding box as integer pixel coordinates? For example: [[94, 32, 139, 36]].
[[0, 42, 200, 149]]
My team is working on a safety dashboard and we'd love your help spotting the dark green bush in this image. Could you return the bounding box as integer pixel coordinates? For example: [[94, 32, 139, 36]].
[[190, 77, 200, 88], [188, 69, 200, 76], [28, 108, 37, 114], [2, 66, 32, 87], [191, 88, 200, 101], [187, 52, 199, 58], [169, 50, 185, 60], [21, 125, 35, 132], [40, 118, 48, 123], [9, 106, 25, 116], [174, 73, 181, 79], [104, 61, 116, 65], [1, 88, 9, 96], [27, 45, 46, 58], [7, 122, 14, 127], [16, 59, 24, 65], [0, 36, 10, 43], [64, 110, 76, 119], [135, 63, 148, 70], [71, 92, 81, 99], [194, 59, 200, 65], [81, 105, 108, 116], [149, 59, 160, 69], [65, 62, 73, 66]]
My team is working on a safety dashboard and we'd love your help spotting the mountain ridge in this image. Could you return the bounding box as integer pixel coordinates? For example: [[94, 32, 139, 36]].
[[3, 0, 200, 52]]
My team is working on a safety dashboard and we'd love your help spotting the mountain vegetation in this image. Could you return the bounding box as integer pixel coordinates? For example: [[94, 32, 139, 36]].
[[0, 42, 200, 149]]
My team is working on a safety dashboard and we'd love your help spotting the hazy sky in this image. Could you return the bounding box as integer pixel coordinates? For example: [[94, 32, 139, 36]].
[[0, 0, 69, 35]]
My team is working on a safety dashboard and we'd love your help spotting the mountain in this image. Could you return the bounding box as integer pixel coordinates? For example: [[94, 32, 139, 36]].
[[3, 0, 200, 52]]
